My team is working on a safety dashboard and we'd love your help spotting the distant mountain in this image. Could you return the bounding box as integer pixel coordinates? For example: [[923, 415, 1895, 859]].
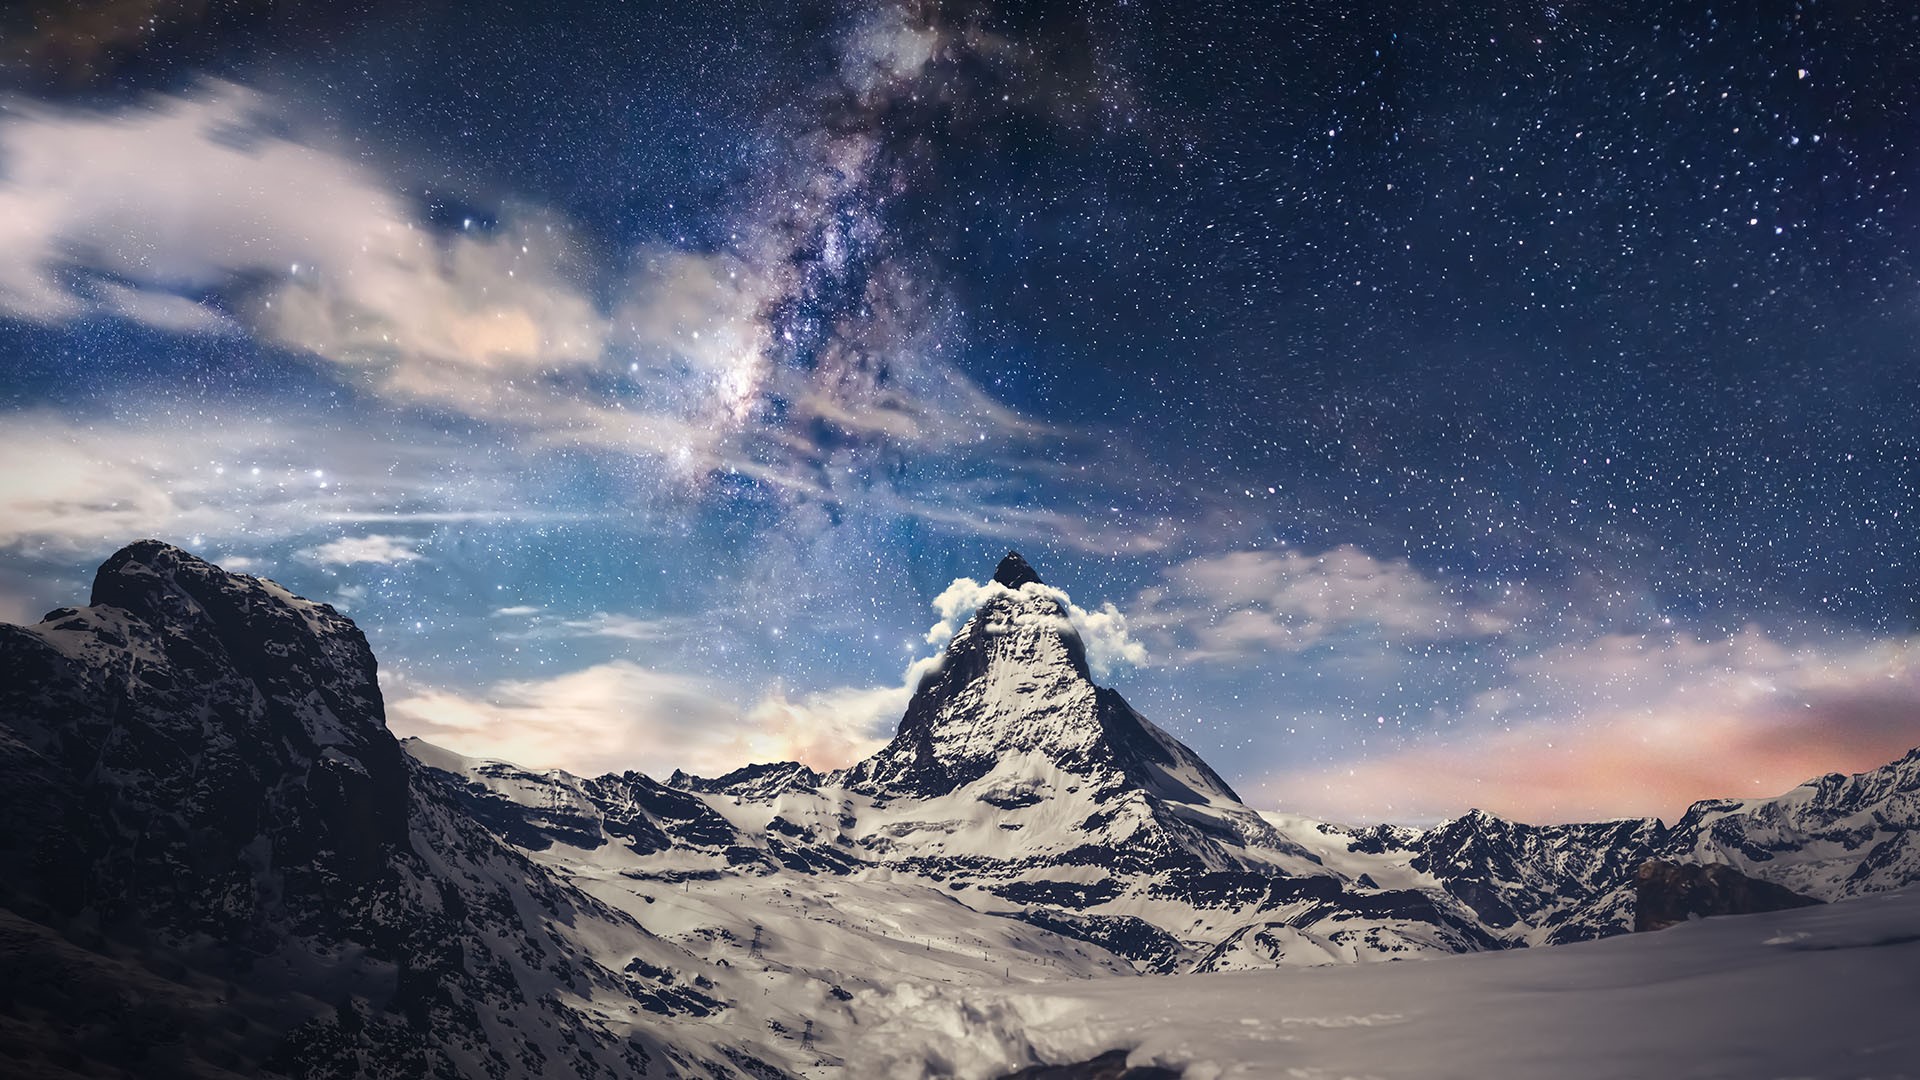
[[645, 551, 1920, 969], [2, 543, 1915, 1077]]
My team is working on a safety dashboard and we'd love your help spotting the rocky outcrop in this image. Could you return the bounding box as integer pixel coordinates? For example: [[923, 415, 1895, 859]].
[[1633, 859, 1822, 932], [999, 1049, 1180, 1079], [0, 541, 781, 1079]]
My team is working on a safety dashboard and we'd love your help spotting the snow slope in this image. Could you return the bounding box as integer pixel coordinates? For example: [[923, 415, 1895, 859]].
[[852, 885, 1920, 1079]]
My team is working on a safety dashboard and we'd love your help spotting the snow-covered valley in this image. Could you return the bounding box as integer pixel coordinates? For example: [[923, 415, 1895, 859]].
[[851, 885, 1920, 1079]]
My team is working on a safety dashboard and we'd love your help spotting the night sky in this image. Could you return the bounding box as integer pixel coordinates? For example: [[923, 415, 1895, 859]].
[[2, 0, 1916, 824]]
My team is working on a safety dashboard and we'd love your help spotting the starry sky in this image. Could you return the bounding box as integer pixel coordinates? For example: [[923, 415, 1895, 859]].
[[2, 0, 1917, 824]]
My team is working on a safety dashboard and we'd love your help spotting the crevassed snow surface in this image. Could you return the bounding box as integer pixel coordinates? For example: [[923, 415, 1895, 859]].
[[850, 887, 1920, 1079]]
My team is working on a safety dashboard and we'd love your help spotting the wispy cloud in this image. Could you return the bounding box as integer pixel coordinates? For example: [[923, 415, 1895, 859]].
[[298, 534, 424, 566], [0, 77, 1078, 540], [0, 410, 549, 554], [485, 608, 696, 645], [557, 612, 685, 642], [0, 82, 607, 384], [1132, 546, 1522, 663]]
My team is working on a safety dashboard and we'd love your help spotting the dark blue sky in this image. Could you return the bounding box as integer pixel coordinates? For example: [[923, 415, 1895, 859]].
[[1, 0, 1916, 822]]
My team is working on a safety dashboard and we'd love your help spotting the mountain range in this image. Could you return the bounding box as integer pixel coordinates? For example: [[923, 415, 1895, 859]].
[[1, 542, 1914, 1077]]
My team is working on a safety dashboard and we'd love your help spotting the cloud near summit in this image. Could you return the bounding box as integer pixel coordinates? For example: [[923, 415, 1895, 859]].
[[925, 575, 1147, 677]]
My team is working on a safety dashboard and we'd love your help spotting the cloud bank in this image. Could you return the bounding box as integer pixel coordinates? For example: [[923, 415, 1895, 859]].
[[386, 657, 931, 780], [1265, 628, 1920, 824], [0, 84, 606, 384], [1133, 546, 1520, 662]]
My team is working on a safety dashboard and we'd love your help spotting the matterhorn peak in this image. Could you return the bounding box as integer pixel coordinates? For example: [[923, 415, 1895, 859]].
[[992, 550, 1043, 588], [842, 550, 1243, 809]]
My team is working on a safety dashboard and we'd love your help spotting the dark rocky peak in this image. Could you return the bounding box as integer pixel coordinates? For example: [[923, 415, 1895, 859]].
[[994, 550, 1044, 588], [1, 539, 410, 928], [670, 760, 822, 801], [2, 547, 762, 1075], [91, 537, 257, 626], [1633, 859, 1821, 932]]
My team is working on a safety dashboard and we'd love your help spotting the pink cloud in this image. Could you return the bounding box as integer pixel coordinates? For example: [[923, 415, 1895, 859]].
[[1265, 633, 1920, 825]]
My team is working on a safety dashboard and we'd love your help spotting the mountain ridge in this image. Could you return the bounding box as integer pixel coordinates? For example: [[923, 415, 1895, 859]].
[[2, 541, 1916, 1076]]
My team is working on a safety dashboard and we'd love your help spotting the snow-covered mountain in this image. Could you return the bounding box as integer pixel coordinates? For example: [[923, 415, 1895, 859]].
[[423, 551, 1915, 973], [1, 542, 1915, 1078], [0, 541, 804, 1077]]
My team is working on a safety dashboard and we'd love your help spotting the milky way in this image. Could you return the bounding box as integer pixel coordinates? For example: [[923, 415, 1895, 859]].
[[1, 0, 1915, 823]]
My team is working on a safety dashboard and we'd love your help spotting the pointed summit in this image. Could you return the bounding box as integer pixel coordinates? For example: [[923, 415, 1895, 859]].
[[842, 551, 1248, 814], [993, 550, 1042, 588]]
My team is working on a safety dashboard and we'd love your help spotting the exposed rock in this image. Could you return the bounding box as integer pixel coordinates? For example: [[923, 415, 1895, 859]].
[[1633, 859, 1822, 932], [993, 550, 1044, 588], [999, 1049, 1181, 1079], [0, 541, 778, 1078]]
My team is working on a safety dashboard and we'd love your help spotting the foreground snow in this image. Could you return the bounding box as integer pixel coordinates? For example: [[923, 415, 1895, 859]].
[[850, 886, 1920, 1079]]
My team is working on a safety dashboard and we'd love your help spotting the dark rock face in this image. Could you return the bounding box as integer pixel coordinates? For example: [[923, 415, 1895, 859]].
[[1, 539, 410, 940], [999, 1049, 1181, 1080], [1405, 811, 1665, 942], [993, 550, 1044, 588], [1633, 859, 1822, 932], [0, 541, 760, 1079]]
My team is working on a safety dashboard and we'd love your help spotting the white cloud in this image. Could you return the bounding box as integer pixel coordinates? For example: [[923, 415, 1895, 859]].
[[557, 611, 685, 641], [388, 662, 746, 779], [1133, 546, 1518, 663], [485, 608, 694, 644], [387, 657, 928, 779], [0, 83, 1049, 487], [741, 659, 936, 772], [0, 421, 218, 552], [924, 576, 1147, 677], [0, 82, 607, 390], [299, 534, 423, 566], [0, 79, 1107, 553], [0, 410, 549, 554]]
